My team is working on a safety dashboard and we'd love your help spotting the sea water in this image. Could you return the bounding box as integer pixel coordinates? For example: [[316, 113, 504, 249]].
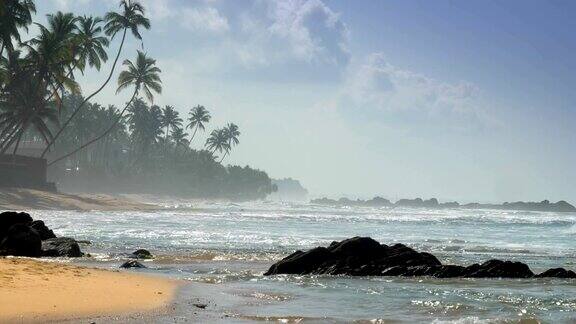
[[33, 201, 576, 323]]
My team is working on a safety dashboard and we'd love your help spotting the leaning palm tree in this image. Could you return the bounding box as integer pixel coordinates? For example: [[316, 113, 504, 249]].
[[42, 0, 151, 157], [160, 105, 182, 146], [219, 123, 240, 162], [48, 50, 161, 166], [186, 105, 211, 143], [0, 0, 36, 58], [205, 128, 230, 158]]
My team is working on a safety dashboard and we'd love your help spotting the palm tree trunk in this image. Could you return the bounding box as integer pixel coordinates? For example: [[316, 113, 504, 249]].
[[190, 126, 198, 143], [0, 43, 5, 59], [48, 89, 138, 167], [219, 151, 228, 163], [41, 28, 128, 158]]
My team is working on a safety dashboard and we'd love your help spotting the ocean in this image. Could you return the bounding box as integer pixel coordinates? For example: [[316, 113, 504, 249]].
[[34, 201, 576, 323]]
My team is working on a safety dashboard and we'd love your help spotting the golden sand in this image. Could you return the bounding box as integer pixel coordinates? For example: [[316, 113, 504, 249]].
[[0, 258, 178, 322]]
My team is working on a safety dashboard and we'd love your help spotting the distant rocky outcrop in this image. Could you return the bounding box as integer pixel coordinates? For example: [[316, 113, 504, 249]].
[[311, 197, 576, 212], [264, 237, 576, 279], [270, 178, 309, 201], [0, 211, 83, 257]]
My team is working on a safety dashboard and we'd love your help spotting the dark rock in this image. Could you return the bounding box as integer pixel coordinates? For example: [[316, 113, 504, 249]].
[[41, 237, 83, 257], [120, 260, 147, 268], [30, 220, 56, 240], [0, 223, 42, 257], [465, 259, 534, 278], [264, 237, 440, 276], [193, 303, 207, 309], [132, 249, 153, 259], [266, 237, 575, 279], [0, 211, 33, 239], [536, 268, 576, 278]]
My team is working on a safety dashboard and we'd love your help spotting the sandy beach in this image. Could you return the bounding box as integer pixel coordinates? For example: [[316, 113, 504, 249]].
[[0, 258, 179, 323], [0, 188, 160, 211]]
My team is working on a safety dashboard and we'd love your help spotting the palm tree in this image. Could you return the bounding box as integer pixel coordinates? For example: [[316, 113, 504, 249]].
[[0, 0, 36, 58], [73, 15, 110, 73], [171, 126, 188, 148], [219, 123, 240, 162], [205, 128, 230, 157], [186, 105, 211, 143], [42, 0, 151, 157], [160, 105, 182, 146], [48, 50, 161, 166]]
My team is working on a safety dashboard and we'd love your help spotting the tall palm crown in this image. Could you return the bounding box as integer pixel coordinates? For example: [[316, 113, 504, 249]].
[[205, 129, 230, 155], [116, 50, 161, 102], [187, 105, 211, 142], [74, 16, 109, 72], [0, 0, 36, 56], [27, 12, 79, 94], [104, 0, 150, 42]]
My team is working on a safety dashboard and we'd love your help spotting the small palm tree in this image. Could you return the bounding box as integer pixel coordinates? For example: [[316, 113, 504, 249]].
[[170, 126, 188, 148], [219, 123, 240, 162], [161, 105, 182, 146], [49, 50, 161, 165], [42, 0, 151, 157], [0, 0, 36, 58], [205, 128, 230, 157], [186, 105, 211, 143]]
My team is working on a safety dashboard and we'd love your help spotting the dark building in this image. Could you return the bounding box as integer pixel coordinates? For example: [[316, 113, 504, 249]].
[[0, 154, 57, 192]]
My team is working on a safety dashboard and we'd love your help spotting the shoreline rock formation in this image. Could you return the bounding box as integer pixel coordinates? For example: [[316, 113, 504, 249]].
[[311, 197, 576, 212], [0, 211, 83, 257], [265, 237, 576, 279]]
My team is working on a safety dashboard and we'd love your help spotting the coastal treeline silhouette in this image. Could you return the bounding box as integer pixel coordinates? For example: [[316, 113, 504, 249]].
[[0, 0, 275, 199]]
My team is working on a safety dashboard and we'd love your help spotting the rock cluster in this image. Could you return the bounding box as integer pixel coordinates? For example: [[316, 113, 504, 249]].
[[0, 211, 83, 257], [265, 237, 576, 279]]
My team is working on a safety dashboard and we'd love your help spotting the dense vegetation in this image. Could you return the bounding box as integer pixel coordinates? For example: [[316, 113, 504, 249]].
[[0, 0, 276, 200]]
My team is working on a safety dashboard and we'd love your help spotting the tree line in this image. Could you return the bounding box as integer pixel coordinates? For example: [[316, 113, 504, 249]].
[[0, 0, 276, 200]]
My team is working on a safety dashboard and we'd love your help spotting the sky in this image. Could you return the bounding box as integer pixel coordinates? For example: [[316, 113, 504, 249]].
[[34, 0, 576, 202]]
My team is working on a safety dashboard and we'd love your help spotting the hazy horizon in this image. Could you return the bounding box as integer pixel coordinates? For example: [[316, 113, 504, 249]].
[[34, 0, 576, 202]]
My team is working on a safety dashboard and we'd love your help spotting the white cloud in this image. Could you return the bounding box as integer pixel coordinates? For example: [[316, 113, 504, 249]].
[[265, 0, 350, 65], [346, 53, 483, 114], [180, 7, 229, 33]]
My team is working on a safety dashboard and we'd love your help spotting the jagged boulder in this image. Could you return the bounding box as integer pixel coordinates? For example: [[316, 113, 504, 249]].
[[0, 223, 42, 257], [30, 220, 56, 240], [41, 237, 83, 257]]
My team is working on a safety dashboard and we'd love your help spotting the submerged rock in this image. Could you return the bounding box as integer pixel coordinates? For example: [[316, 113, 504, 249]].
[[120, 260, 147, 269], [0, 223, 42, 257], [41, 237, 83, 257], [132, 249, 153, 259], [265, 237, 575, 279], [536, 268, 576, 278]]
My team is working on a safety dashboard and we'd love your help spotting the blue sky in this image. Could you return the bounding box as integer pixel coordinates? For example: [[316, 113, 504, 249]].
[[36, 0, 576, 202]]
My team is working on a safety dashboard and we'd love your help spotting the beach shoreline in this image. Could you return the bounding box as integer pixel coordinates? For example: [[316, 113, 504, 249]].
[[0, 258, 180, 323], [0, 188, 161, 211]]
